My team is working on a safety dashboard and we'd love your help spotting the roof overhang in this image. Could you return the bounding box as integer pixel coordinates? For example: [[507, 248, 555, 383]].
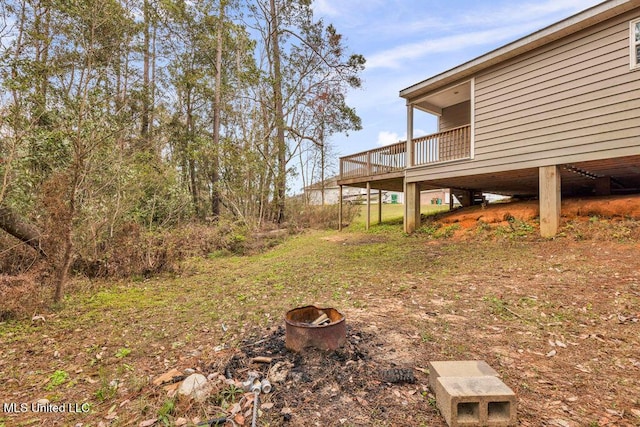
[[400, 0, 637, 103]]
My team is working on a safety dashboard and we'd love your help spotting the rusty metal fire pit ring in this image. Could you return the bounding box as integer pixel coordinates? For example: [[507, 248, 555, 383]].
[[285, 305, 346, 352]]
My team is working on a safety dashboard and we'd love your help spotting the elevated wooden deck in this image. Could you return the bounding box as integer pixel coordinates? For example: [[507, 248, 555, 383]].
[[338, 125, 471, 190]]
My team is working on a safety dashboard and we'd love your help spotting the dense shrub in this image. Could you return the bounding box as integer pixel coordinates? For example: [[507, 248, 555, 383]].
[[72, 220, 253, 278]]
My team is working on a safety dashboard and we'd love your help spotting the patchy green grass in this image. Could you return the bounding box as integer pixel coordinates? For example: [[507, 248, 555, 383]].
[[349, 203, 449, 228], [1, 224, 639, 426]]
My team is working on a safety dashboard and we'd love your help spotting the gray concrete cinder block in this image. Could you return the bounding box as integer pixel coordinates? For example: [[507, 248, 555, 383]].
[[428, 360, 498, 393], [435, 376, 517, 427]]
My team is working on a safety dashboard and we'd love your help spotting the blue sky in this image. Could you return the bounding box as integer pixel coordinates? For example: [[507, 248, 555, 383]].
[[301, 0, 604, 188]]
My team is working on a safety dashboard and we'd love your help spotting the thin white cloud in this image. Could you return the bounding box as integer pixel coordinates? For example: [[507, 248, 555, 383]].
[[377, 131, 402, 146], [376, 128, 429, 146], [366, 24, 536, 70], [363, 0, 602, 69], [312, 0, 339, 17]]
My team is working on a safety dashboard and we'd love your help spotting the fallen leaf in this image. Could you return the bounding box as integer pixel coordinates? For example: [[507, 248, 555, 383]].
[[231, 402, 242, 415], [175, 418, 188, 426], [630, 408, 640, 418], [549, 419, 570, 427], [605, 408, 624, 417], [163, 382, 180, 393], [355, 396, 368, 406], [152, 368, 182, 386], [234, 413, 245, 425], [261, 402, 274, 410], [575, 364, 592, 373], [555, 340, 567, 348], [139, 419, 157, 427], [546, 349, 557, 358]]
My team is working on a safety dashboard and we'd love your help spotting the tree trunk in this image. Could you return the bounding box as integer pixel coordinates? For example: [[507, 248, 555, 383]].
[[186, 86, 200, 216], [210, 0, 224, 220], [140, 0, 151, 145], [0, 204, 46, 257], [269, 0, 287, 224]]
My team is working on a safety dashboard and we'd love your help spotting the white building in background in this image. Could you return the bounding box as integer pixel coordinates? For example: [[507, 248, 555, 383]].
[[305, 176, 475, 206], [304, 176, 404, 205]]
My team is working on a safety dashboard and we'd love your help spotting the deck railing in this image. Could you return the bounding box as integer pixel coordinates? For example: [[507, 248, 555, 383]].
[[339, 124, 471, 180], [340, 141, 406, 179], [413, 124, 471, 166]]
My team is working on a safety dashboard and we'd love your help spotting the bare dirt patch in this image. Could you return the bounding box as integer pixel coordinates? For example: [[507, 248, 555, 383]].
[[437, 195, 640, 229]]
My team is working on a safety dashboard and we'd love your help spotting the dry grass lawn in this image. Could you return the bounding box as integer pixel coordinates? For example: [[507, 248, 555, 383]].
[[1, 196, 640, 426]]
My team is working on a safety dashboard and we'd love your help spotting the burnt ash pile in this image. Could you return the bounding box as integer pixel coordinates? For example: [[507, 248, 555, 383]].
[[219, 324, 423, 426]]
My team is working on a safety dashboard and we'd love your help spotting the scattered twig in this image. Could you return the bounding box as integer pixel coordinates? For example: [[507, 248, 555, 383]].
[[504, 306, 522, 319], [251, 356, 273, 364]]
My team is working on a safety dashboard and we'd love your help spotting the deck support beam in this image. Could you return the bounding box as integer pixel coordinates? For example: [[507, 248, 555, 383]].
[[338, 185, 343, 231], [539, 165, 561, 237], [366, 181, 371, 230], [404, 181, 421, 233]]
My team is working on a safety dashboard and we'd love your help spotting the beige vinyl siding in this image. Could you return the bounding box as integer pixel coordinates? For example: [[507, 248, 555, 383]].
[[407, 8, 640, 183], [439, 101, 470, 131]]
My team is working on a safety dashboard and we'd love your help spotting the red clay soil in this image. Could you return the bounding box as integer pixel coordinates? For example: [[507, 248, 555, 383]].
[[436, 195, 640, 230]]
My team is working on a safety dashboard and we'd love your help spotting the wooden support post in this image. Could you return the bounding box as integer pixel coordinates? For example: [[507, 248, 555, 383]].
[[539, 165, 561, 238], [404, 182, 421, 233], [595, 176, 611, 196], [449, 189, 454, 211], [460, 190, 473, 207], [378, 189, 382, 224], [366, 182, 371, 231], [338, 185, 343, 231], [407, 105, 414, 167]]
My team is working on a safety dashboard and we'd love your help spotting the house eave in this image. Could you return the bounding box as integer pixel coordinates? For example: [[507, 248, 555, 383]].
[[399, 0, 636, 102]]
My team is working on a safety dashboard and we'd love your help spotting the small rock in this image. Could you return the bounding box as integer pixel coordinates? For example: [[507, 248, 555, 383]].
[[37, 398, 50, 405], [269, 361, 293, 384], [178, 374, 210, 402]]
